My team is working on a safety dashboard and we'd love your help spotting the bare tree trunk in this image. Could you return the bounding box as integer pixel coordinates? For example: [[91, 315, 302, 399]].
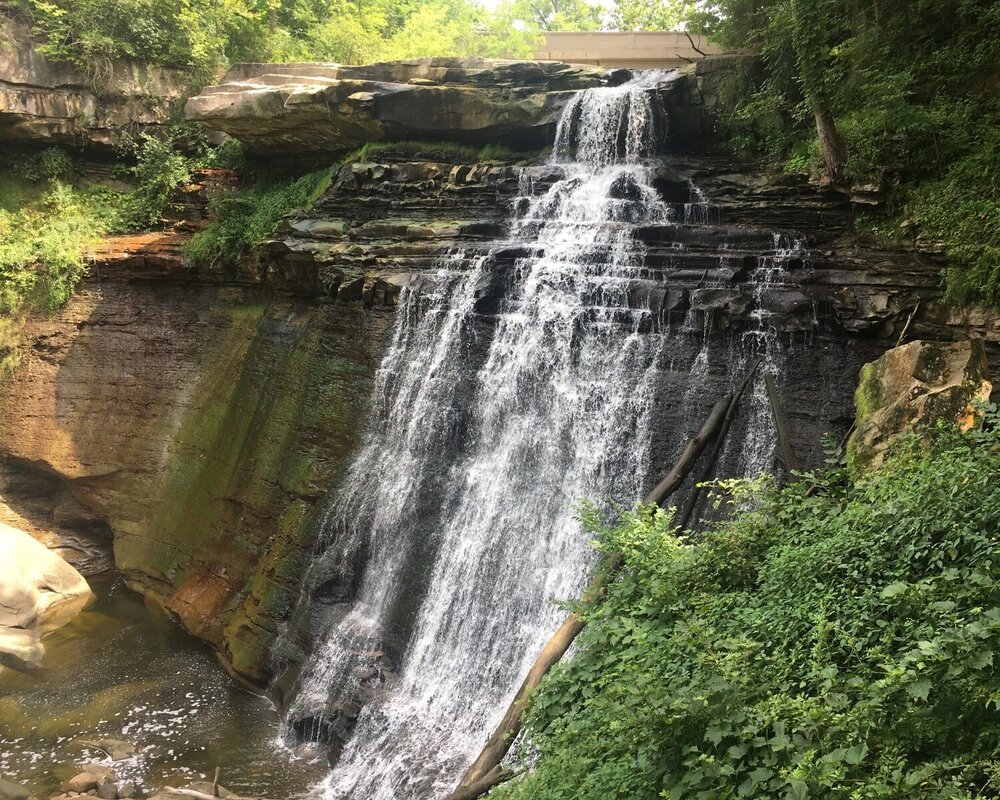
[[676, 356, 763, 529], [446, 393, 738, 799], [814, 107, 848, 184]]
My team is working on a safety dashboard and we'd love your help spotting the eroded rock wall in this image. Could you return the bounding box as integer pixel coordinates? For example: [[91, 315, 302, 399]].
[[2, 57, 1000, 687], [0, 271, 393, 683]]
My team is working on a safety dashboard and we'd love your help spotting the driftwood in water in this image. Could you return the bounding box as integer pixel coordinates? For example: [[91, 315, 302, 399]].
[[765, 374, 800, 472], [676, 356, 763, 529], [445, 391, 737, 799]]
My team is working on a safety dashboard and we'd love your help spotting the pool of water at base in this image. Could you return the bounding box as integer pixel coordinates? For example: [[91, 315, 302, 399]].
[[0, 576, 327, 798]]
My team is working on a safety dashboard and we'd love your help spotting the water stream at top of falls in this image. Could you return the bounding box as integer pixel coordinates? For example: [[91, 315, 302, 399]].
[[282, 70, 792, 799]]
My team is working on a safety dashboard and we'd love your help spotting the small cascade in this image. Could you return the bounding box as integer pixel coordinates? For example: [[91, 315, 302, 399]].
[[285, 73, 676, 800], [732, 233, 810, 477]]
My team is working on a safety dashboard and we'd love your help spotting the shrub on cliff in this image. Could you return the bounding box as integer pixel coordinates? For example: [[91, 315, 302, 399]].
[[0, 175, 115, 313], [495, 416, 1000, 800], [185, 166, 331, 269]]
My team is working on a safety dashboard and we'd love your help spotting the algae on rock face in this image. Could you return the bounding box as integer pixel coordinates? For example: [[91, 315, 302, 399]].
[[0, 279, 395, 686]]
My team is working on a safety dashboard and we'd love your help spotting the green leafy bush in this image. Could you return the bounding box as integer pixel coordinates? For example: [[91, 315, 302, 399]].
[[0, 180, 115, 312], [185, 167, 332, 268], [11, 147, 75, 183], [112, 128, 200, 232], [498, 419, 1000, 800]]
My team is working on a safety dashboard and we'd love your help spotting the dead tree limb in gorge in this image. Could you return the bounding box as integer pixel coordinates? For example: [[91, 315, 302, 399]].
[[896, 301, 920, 347], [765, 374, 800, 472], [446, 391, 741, 799], [676, 356, 763, 530]]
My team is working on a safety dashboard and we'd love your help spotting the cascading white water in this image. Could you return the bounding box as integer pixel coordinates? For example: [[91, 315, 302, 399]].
[[734, 233, 807, 476], [286, 73, 674, 800]]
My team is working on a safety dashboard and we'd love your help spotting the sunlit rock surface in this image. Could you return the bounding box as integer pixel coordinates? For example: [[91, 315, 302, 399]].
[[0, 521, 93, 668], [0, 17, 187, 149], [185, 59, 615, 154], [848, 339, 993, 468]]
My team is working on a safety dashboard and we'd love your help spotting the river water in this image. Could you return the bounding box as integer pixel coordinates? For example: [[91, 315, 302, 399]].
[[0, 577, 324, 797]]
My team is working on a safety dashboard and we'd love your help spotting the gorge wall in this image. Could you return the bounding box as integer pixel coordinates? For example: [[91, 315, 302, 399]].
[[1, 52, 999, 702]]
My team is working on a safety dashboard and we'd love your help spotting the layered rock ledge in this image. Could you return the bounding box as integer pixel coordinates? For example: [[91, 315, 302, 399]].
[[184, 59, 615, 154], [0, 15, 188, 149]]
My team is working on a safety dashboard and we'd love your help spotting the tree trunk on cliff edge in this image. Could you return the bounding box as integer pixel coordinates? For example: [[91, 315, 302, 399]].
[[814, 107, 848, 184], [445, 394, 737, 799]]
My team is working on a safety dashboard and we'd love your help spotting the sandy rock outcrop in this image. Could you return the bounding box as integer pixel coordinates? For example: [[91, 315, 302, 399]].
[[848, 339, 993, 467], [0, 521, 93, 668], [0, 15, 188, 149], [184, 59, 611, 154]]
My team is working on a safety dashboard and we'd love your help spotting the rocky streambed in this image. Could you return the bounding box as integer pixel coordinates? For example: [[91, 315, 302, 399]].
[[0, 576, 325, 799]]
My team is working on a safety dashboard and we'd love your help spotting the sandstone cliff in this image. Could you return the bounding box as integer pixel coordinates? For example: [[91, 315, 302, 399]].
[[0, 15, 188, 150]]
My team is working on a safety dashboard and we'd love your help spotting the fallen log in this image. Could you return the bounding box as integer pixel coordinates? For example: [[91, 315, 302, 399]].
[[446, 391, 736, 799], [765, 373, 800, 472], [445, 766, 516, 800], [643, 395, 732, 506], [676, 356, 763, 529]]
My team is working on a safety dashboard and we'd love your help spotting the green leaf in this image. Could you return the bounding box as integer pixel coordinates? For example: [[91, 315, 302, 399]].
[[907, 677, 933, 702], [844, 743, 869, 765], [881, 582, 909, 599], [785, 779, 810, 800]]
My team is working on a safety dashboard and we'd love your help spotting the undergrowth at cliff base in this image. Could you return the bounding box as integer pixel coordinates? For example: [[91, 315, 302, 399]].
[[495, 415, 1000, 800], [185, 165, 332, 269]]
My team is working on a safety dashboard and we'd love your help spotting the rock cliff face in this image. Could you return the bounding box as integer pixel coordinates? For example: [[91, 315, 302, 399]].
[[185, 59, 614, 154], [0, 15, 187, 149], [848, 340, 993, 468], [0, 270, 393, 682], [1, 57, 999, 687]]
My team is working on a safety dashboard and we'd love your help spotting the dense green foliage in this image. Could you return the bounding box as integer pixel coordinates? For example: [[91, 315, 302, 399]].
[[0, 155, 116, 313], [687, 0, 1000, 306], [185, 165, 331, 268], [12, 0, 552, 82], [498, 418, 1000, 800], [0, 129, 213, 320]]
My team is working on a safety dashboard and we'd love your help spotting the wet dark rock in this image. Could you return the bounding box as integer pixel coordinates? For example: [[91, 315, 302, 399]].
[[77, 738, 135, 762]]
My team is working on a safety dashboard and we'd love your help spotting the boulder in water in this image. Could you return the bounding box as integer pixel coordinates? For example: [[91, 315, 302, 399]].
[[0, 779, 35, 800], [0, 521, 94, 669]]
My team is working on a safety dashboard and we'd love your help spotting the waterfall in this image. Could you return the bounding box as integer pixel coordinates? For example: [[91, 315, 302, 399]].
[[285, 73, 675, 799]]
